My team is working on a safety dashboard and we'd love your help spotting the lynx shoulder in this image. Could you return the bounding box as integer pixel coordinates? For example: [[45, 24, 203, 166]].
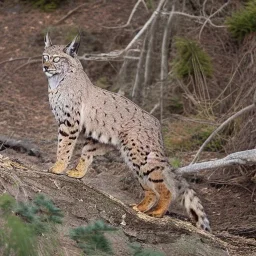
[[42, 33, 211, 232]]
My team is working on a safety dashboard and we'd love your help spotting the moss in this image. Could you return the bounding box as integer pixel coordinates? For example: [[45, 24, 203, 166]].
[[226, 0, 256, 42]]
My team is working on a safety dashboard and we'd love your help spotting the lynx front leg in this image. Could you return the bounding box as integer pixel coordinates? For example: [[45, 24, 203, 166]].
[[66, 138, 112, 179], [49, 123, 79, 175]]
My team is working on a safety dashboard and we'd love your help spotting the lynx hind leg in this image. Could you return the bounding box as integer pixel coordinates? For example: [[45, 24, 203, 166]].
[[66, 138, 112, 179], [132, 184, 158, 213], [144, 166, 172, 218]]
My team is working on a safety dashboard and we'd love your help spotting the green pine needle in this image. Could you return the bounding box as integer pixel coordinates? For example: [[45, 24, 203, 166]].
[[226, 0, 256, 42], [70, 220, 117, 255], [172, 37, 212, 79]]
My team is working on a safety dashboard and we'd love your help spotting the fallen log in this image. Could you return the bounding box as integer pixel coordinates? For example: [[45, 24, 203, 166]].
[[0, 154, 255, 256]]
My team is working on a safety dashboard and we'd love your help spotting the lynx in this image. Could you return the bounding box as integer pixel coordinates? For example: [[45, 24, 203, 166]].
[[43, 34, 211, 232]]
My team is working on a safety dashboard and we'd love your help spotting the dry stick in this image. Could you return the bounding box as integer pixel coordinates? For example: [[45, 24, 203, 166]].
[[116, 57, 130, 95], [14, 59, 41, 73], [177, 148, 256, 174], [202, 0, 208, 16], [132, 34, 148, 104], [162, 11, 226, 28], [0, 56, 41, 67], [191, 104, 255, 164], [102, 0, 147, 29], [125, 0, 166, 52], [150, 103, 160, 114], [213, 52, 249, 106], [160, 5, 175, 123], [198, 0, 231, 40], [144, 5, 160, 87], [54, 3, 87, 25]]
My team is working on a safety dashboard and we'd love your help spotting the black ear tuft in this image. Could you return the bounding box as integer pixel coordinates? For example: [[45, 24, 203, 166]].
[[44, 32, 52, 48], [64, 34, 81, 57]]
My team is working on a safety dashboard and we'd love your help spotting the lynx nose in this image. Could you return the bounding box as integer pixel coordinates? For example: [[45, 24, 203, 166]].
[[43, 65, 49, 71]]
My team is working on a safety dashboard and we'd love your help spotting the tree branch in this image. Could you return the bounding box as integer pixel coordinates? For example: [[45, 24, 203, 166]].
[[177, 149, 256, 174], [191, 104, 255, 164], [160, 4, 175, 123], [102, 0, 148, 29], [198, 0, 231, 40], [125, 0, 166, 52]]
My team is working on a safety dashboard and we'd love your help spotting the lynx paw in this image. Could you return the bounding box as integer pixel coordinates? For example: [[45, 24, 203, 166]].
[[66, 168, 86, 179], [49, 161, 66, 174]]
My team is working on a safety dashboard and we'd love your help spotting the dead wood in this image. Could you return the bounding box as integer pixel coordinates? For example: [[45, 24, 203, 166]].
[[0, 135, 41, 157], [0, 155, 255, 256]]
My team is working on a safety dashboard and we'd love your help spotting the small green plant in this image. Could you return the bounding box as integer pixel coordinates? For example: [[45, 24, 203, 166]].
[[169, 157, 181, 168], [0, 194, 166, 256], [226, 0, 256, 42], [22, 0, 66, 11], [70, 220, 117, 255], [130, 243, 165, 256], [172, 37, 212, 79], [0, 194, 36, 256], [0, 194, 64, 256], [15, 193, 64, 234]]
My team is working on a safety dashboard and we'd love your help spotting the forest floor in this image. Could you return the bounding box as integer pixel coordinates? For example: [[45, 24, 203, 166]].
[[0, 0, 255, 255]]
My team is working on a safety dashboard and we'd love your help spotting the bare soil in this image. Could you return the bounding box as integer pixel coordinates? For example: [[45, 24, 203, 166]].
[[0, 1, 255, 255]]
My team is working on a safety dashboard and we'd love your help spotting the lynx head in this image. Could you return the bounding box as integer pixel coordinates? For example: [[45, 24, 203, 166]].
[[42, 33, 81, 78]]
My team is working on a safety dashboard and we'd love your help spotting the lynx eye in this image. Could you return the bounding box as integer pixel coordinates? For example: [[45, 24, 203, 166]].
[[43, 55, 49, 61], [53, 57, 60, 63]]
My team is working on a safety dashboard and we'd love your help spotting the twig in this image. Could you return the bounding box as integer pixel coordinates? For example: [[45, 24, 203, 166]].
[[0, 56, 41, 67], [125, 0, 166, 52], [176, 149, 256, 174], [160, 5, 175, 123], [150, 103, 160, 114], [132, 34, 148, 104], [14, 60, 41, 73], [162, 11, 226, 28], [191, 104, 255, 164], [102, 0, 147, 29], [54, 3, 87, 25], [198, 0, 231, 40], [144, 4, 160, 87], [78, 49, 133, 61], [202, 0, 208, 16]]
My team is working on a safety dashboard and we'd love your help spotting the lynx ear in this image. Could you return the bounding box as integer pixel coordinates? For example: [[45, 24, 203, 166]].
[[44, 32, 52, 48], [64, 34, 80, 57]]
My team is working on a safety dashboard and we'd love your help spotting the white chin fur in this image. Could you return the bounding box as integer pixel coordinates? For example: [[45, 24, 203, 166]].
[[45, 72, 53, 78]]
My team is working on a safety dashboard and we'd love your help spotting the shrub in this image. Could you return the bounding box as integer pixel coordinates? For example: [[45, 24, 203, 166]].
[[0, 194, 64, 256], [226, 0, 256, 42], [70, 220, 117, 255], [172, 37, 212, 79]]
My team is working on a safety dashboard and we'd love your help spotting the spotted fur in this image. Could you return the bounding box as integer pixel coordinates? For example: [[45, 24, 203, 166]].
[[43, 33, 211, 232]]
